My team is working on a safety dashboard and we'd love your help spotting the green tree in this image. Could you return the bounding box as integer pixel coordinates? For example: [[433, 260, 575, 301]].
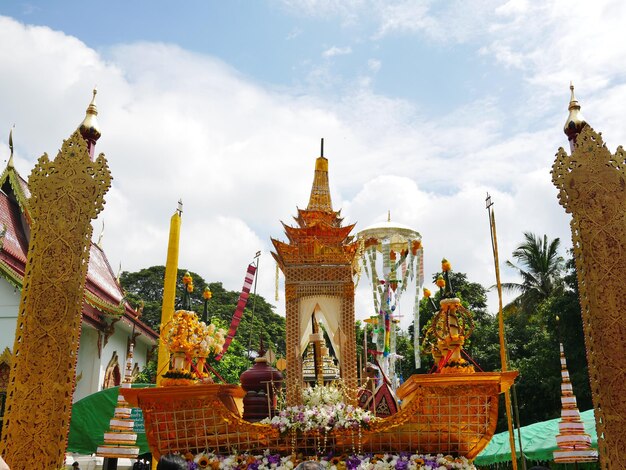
[[120, 266, 211, 330], [502, 233, 565, 315], [493, 251, 591, 430], [551, 255, 592, 412]]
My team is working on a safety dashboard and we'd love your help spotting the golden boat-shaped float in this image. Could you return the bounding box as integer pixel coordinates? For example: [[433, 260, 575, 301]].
[[121, 371, 517, 460]]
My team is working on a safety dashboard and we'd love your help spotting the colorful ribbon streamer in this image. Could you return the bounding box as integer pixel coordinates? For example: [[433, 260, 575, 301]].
[[215, 263, 257, 360]]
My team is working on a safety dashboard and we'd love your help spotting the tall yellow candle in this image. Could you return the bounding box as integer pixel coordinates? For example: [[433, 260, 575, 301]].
[[155, 208, 182, 387]]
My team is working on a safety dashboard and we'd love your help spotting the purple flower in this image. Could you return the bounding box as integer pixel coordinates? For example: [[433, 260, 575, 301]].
[[347, 456, 361, 470], [248, 462, 260, 470], [267, 454, 281, 465], [395, 460, 408, 470], [187, 463, 198, 470]]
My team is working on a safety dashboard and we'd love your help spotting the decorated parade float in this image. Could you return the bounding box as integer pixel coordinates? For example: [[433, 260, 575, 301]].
[[120, 145, 518, 468], [4, 84, 621, 470]]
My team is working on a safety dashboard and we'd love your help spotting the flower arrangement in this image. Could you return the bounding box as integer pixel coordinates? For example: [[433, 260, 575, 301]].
[[194, 322, 226, 357], [160, 309, 226, 384], [261, 402, 376, 435], [161, 310, 226, 356], [182, 451, 476, 470], [302, 384, 343, 407]]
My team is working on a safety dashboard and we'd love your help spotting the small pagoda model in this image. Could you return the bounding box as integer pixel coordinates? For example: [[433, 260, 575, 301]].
[[553, 343, 598, 464], [96, 343, 140, 460], [302, 343, 340, 384]]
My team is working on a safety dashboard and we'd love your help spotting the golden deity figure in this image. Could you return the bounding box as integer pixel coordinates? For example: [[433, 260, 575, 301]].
[[422, 259, 475, 374], [0, 91, 111, 469], [552, 84, 626, 469]]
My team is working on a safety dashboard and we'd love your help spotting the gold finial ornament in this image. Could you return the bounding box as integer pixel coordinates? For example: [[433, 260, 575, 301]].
[[7, 125, 14, 168], [563, 82, 587, 142], [79, 87, 102, 144], [0, 130, 111, 469]]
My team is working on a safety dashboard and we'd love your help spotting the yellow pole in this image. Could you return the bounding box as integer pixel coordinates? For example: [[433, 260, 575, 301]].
[[153, 205, 182, 469], [486, 197, 519, 470], [156, 205, 182, 387]]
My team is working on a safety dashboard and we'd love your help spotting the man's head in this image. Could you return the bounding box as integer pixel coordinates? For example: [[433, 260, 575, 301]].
[[295, 461, 324, 470], [156, 454, 187, 470], [72, 463, 80, 468]]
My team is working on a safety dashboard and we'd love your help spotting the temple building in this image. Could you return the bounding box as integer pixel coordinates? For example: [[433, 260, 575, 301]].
[[0, 91, 157, 430]]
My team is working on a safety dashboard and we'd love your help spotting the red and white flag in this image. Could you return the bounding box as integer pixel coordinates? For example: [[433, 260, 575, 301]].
[[215, 263, 257, 360]]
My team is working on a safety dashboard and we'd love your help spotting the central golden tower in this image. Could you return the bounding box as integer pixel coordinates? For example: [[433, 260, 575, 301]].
[[272, 149, 359, 404]]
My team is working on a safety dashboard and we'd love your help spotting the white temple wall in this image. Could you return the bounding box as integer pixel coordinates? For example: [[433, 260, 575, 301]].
[[74, 325, 102, 402], [0, 274, 155, 401], [0, 278, 20, 353]]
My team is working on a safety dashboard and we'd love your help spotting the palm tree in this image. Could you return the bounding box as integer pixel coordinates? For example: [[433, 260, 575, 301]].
[[502, 232, 564, 315]]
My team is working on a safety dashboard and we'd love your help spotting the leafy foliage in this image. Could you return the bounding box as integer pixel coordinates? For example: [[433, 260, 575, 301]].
[[502, 232, 564, 314]]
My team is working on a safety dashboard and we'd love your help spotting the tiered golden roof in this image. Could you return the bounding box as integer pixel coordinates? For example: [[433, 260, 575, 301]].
[[272, 156, 358, 268]]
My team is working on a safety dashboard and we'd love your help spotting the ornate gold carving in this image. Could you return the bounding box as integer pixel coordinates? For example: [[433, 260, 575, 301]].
[[552, 125, 626, 469], [0, 130, 111, 469], [285, 284, 297, 303]]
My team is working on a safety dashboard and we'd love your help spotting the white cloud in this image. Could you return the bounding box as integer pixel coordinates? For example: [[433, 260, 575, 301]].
[[279, 0, 367, 26], [286, 27, 303, 40], [1, 6, 624, 328], [279, 0, 502, 42], [322, 45, 353, 57], [367, 59, 381, 73]]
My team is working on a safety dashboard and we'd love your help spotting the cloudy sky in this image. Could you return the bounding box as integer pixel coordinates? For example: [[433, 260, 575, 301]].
[[0, 0, 624, 326]]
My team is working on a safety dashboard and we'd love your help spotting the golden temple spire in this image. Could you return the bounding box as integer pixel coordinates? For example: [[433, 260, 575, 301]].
[[79, 87, 101, 158], [306, 138, 333, 212], [564, 82, 587, 143], [7, 125, 14, 169]]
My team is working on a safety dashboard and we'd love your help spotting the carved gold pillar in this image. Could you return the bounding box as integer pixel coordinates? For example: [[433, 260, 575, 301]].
[[340, 282, 357, 404], [552, 125, 626, 469], [0, 131, 111, 469], [285, 288, 302, 405]]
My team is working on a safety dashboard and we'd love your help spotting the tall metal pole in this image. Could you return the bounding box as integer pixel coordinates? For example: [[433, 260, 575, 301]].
[[486, 194, 522, 470]]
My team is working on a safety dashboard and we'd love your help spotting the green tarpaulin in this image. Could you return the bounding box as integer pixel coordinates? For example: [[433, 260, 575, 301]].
[[68, 384, 153, 456], [475, 409, 597, 466]]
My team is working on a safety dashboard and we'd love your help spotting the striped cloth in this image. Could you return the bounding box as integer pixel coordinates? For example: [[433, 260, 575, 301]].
[[215, 263, 257, 360]]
